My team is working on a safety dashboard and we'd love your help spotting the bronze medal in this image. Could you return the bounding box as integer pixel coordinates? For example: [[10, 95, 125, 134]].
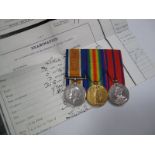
[[87, 82, 108, 106]]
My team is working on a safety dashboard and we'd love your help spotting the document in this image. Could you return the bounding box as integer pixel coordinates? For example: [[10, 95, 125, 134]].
[[0, 56, 90, 134], [0, 19, 44, 36], [0, 19, 154, 134]]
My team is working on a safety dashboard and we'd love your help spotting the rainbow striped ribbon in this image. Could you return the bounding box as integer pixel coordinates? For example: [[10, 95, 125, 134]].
[[86, 49, 107, 89]]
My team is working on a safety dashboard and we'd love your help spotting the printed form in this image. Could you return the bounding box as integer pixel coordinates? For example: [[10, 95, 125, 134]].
[[0, 19, 154, 134]]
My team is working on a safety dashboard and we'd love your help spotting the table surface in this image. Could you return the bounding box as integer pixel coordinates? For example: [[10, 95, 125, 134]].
[[42, 20, 155, 135]]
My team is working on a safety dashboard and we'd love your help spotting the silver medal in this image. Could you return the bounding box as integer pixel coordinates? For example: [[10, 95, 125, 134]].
[[64, 83, 86, 106], [108, 83, 129, 105]]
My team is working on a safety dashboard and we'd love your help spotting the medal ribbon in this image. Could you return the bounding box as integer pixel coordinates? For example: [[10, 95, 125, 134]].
[[104, 49, 125, 90], [86, 49, 107, 89], [66, 49, 125, 90], [65, 49, 86, 85]]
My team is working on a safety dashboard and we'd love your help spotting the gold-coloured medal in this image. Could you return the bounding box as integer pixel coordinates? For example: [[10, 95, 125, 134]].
[[87, 82, 108, 106]]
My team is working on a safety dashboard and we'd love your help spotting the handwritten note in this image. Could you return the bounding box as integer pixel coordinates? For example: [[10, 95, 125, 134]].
[[0, 56, 90, 134]]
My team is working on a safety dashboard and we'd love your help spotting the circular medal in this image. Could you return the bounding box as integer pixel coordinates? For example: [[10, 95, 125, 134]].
[[64, 83, 86, 106], [108, 83, 129, 105], [86, 84, 108, 106]]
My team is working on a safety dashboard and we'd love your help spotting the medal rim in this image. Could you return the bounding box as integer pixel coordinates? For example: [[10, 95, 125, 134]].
[[86, 84, 108, 107], [64, 83, 86, 106]]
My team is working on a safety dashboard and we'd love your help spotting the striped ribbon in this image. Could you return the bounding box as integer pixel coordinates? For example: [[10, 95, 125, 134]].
[[65, 49, 125, 90], [86, 49, 107, 89], [65, 49, 86, 85], [104, 49, 125, 90]]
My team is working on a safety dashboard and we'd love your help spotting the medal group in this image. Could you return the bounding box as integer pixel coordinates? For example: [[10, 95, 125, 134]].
[[64, 49, 129, 107]]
